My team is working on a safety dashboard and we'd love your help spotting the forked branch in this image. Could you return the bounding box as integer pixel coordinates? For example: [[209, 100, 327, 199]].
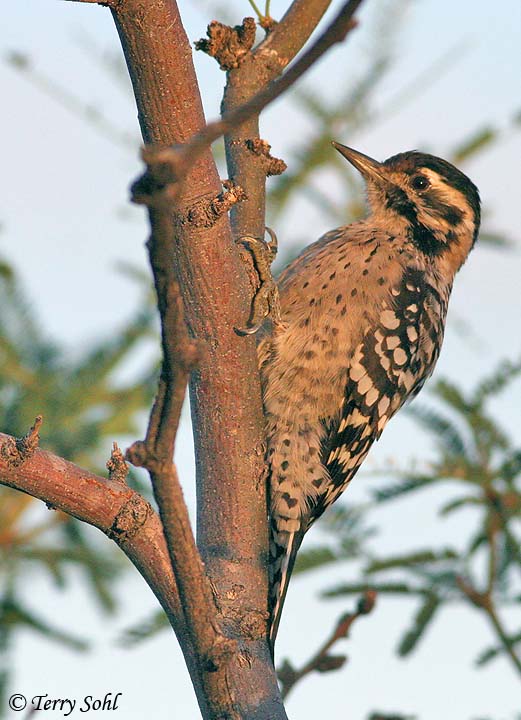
[[132, 0, 363, 199]]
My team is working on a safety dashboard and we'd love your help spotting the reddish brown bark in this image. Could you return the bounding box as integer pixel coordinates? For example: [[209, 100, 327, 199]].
[[112, 2, 277, 717], [0, 433, 184, 635], [2, 1, 367, 717]]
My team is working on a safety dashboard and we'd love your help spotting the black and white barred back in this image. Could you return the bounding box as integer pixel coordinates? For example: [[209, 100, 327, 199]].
[[259, 146, 481, 652]]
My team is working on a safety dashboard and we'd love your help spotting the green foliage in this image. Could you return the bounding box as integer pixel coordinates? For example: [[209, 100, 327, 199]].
[[318, 358, 521, 672], [293, 545, 339, 575], [0, 258, 158, 705], [365, 549, 458, 573], [475, 630, 521, 668], [325, 581, 422, 598], [370, 474, 438, 503], [0, 259, 157, 466], [0, 595, 89, 652], [451, 126, 497, 164], [396, 593, 441, 656]]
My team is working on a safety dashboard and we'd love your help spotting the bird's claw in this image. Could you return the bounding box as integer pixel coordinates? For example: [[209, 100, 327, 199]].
[[235, 227, 283, 336]]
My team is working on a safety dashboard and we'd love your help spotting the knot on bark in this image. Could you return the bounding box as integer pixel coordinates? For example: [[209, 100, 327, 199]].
[[195, 17, 256, 70], [0, 416, 42, 468], [108, 494, 152, 542], [182, 181, 247, 228], [245, 139, 287, 177], [203, 635, 237, 673]]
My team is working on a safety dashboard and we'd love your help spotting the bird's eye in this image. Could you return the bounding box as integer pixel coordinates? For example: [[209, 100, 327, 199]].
[[410, 174, 430, 191]]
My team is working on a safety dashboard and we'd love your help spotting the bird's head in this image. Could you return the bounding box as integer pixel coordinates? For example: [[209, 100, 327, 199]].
[[332, 142, 481, 274]]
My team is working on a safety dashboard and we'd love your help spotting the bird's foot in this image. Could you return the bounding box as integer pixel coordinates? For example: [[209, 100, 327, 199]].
[[236, 227, 283, 335]]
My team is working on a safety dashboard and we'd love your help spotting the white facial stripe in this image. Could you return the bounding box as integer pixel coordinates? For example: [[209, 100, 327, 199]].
[[421, 168, 472, 218]]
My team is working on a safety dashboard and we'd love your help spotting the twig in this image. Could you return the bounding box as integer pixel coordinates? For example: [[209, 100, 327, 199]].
[[483, 511, 521, 676], [138, 215, 200, 464], [200, 0, 363, 146], [456, 575, 521, 677], [133, 0, 364, 197], [485, 508, 499, 597], [277, 591, 376, 699], [259, 0, 332, 61], [485, 604, 521, 677]]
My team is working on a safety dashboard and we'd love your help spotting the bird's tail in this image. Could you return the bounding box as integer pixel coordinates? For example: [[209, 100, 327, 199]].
[[268, 520, 306, 656]]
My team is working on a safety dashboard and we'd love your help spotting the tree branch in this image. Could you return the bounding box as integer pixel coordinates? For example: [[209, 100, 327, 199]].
[[456, 575, 521, 677], [485, 604, 521, 677], [126, 203, 227, 673], [219, 0, 333, 240], [135, 0, 364, 204], [258, 0, 333, 63], [277, 591, 376, 699], [0, 429, 185, 640]]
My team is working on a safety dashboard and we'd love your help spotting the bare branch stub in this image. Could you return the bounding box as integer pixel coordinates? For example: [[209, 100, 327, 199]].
[[245, 139, 287, 177], [195, 17, 257, 71], [278, 590, 377, 699], [106, 442, 129, 484], [108, 494, 153, 542], [131, 145, 187, 207], [0, 415, 42, 468], [131, 150, 248, 226], [183, 181, 248, 229]]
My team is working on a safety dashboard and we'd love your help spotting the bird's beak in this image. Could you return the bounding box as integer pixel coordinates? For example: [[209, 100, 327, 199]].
[[332, 142, 389, 185]]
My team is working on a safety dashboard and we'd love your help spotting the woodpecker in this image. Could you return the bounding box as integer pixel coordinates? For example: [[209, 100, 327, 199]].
[[257, 143, 481, 651]]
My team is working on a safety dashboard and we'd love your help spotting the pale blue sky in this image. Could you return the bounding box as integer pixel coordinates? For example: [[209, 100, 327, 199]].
[[2, 1, 521, 719]]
